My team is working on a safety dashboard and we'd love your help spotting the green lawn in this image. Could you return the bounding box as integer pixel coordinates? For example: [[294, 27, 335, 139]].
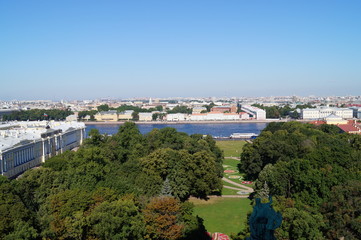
[[223, 158, 240, 168], [221, 187, 241, 195], [190, 198, 252, 236], [216, 140, 247, 158]]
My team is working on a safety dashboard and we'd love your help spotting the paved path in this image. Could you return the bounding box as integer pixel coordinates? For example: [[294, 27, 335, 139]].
[[222, 177, 254, 192]]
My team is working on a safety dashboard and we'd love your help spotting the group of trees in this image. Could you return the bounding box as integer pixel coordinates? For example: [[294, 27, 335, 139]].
[[0, 122, 223, 239], [2, 109, 74, 121], [235, 121, 361, 239], [252, 104, 315, 119]]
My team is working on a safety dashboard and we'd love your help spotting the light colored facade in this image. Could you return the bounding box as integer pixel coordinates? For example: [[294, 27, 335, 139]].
[[189, 112, 240, 121], [192, 107, 207, 114], [94, 110, 118, 121], [350, 107, 361, 119], [240, 112, 250, 120], [118, 110, 134, 120], [166, 113, 186, 121], [241, 105, 266, 120], [301, 107, 353, 120], [324, 114, 348, 125], [139, 112, 153, 121], [0, 121, 85, 178]]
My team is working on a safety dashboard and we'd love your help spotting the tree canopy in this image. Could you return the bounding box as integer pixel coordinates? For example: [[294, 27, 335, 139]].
[[0, 123, 222, 239], [236, 121, 361, 239]]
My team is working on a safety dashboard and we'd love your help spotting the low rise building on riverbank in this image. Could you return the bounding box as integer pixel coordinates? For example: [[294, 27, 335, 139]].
[[0, 121, 85, 178]]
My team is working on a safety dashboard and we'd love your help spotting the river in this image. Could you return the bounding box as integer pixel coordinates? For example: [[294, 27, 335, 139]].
[[86, 122, 268, 138]]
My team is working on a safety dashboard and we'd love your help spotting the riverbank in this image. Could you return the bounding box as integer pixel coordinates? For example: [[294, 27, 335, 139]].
[[83, 119, 292, 125]]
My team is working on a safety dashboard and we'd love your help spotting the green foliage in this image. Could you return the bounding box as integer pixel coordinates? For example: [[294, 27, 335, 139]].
[[132, 111, 139, 121], [0, 122, 224, 239], [0, 177, 33, 239], [167, 105, 192, 114], [2, 109, 73, 121], [97, 104, 110, 112], [240, 121, 361, 239], [78, 110, 97, 120], [89, 195, 145, 240]]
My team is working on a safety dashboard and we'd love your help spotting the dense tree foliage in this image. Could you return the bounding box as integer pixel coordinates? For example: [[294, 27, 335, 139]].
[[167, 106, 192, 114], [78, 110, 97, 120], [0, 122, 221, 239], [237, 121, 361, 239], [2, 109, 73, 121]]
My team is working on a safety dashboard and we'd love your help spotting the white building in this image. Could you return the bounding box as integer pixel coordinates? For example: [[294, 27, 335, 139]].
[[139, 112, 153, 121], [241, 105, 266, 120], [240, 112, 250, 120], [0, 121, 85, 178], [189, 112, 240, 121], [118, 110, 134, 120], [301, 107, 353, 120], [166, 113, 186, 121]]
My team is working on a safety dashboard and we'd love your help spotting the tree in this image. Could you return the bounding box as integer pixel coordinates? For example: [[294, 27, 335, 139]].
[[97, 104, 110, 112], [0, 177, 33, 239], [89, 196, 145, 240], [143, 196, 184, 240], [132, 112, 139, 121]]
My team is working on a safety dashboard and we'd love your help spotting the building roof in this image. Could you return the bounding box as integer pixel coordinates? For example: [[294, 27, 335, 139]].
[[0, 121, 85, 152], [337, 124, 361, 133], [308, 120, 326, 126]]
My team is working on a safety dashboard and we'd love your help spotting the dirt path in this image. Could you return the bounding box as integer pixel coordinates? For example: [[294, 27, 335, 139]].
[[222, 177, 254, 192]]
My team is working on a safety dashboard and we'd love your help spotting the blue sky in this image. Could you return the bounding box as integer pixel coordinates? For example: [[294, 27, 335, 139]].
[[1, 0, 361, 100]]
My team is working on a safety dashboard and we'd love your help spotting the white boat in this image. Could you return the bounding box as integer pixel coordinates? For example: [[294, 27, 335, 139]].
[[230, 133, 258, 139]]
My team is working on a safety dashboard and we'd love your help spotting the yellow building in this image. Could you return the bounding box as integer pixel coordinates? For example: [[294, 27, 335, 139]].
[[324, 114, 348, 125], [94, 110, 118, 121], [118, 110, 134, 120]]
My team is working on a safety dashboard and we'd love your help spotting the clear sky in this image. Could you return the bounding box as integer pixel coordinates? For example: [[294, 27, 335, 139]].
[[1, 0, 361, 100]]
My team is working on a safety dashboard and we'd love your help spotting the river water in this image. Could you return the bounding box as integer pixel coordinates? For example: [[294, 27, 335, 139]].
[[86, 122, 268, 138]]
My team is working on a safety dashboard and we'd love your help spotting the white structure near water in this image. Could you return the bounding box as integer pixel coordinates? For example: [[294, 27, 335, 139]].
[[241, 105, 266, 120], [0, 121, 85, 178], [301, 107, 353, 120]]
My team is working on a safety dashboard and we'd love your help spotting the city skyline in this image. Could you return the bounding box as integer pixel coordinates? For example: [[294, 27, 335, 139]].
[[1, 0, 361, 100]]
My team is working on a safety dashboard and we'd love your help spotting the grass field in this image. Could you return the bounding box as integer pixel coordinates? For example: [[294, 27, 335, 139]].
[[190, 198, 252, 236], [216, 140, 247, 158], [221, 187, 241, 195]]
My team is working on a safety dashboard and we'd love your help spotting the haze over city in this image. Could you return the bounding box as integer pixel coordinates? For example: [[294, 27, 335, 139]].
[[1, 0, 361, 100]]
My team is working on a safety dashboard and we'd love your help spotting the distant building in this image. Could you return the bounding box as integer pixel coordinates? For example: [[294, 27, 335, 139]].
[[337, 121, 361, 134], [139, 112, 153, 121], [94, 110, 118, 121], [0, 121, 85, 178], [211, 105, 237, 113], [189, 112, 240, 121], [166, 113, 186, 121], [65, 114, 78, 121], [192, 107, 207, 114], [239, 112, 250, 120], [241, 105, 266, 120], [118, 110, 134, 120], [324, 114, 348, 125], [350, 107, 361, 119], [301, 107, 353, 120]]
